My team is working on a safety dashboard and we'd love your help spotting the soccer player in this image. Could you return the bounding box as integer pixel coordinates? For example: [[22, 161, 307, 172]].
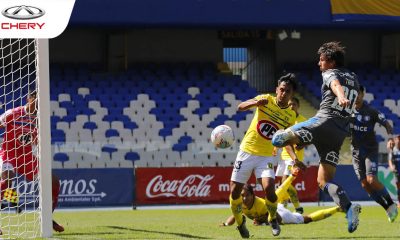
[[275, 97, 307, 213], [271, 41, 362, 233], [351, 85, 397, 222], [388, 135, 400, 208], [221, 170, 340, 227], [0, 91, 64, 233], [229, 73, 305, 238]]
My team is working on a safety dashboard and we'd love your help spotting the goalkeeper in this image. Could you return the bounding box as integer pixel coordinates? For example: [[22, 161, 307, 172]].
[[221, 168, 341, 226], [0, 91, 64, 233]]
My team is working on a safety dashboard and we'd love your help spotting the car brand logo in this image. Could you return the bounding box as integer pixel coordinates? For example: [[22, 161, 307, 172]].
[[2, 5, 45, 20]]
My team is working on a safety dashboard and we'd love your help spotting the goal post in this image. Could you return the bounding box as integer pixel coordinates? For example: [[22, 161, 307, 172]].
[[37, 39, 53, 238], [0, 38, 52, 238]]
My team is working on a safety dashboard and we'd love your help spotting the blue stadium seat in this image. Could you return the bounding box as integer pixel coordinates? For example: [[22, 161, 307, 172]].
[[105, 129, 119, 138], [53, 153, 69, 163], [125, 152, 140, 162], [83, 121, 98, 131]]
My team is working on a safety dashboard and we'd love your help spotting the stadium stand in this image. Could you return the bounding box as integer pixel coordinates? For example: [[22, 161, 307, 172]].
[[50, 63, 265, 168]]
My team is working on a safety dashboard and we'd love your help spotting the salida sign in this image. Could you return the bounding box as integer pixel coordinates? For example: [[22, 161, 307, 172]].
[[135, 167, 319, 204]]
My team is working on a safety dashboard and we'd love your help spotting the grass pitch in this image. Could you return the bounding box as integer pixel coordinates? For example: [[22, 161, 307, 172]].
[[49, 205, 400, 239]]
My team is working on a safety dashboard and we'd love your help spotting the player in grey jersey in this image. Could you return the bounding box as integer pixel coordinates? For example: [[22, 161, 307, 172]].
[[351, 85, 397, 222], [272, 41, 361, 233], [388, 135, 400, 208]]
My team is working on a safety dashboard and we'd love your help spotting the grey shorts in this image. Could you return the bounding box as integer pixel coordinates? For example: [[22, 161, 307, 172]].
[[290, 117, 348, 167], [351, 146, 378, 181]]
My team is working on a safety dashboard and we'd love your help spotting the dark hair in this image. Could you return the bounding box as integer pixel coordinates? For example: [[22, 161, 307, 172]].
[[359, 85, 365, 93], [277, 73, 297, 91], [28, 90, 37, 99], [291, 96, 300, 106], [317, 41, 346, 67], [243, 184, 254, 196]]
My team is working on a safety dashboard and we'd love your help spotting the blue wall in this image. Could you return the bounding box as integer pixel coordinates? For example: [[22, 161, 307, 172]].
[[69, 0, 400, 29]]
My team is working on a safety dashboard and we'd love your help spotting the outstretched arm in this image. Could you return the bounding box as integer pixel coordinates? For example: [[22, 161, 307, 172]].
[[238, 98, 268, 112], [219, 215, 235, 227], [384, 122, 394, 149], [284, 145, 306, 170]]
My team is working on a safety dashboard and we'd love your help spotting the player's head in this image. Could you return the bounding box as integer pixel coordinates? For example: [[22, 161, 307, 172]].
[[289, 97, 300, 113], [276, 73, 297, 107], [26, 90, 37, 114], [318, 41, 345, 71], [241, 184, 255, 207], [355, 85, 365, 106], [395, 135, 400, 147]]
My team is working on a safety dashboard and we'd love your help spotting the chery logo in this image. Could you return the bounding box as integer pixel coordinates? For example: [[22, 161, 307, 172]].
[[2, 5, 45, 20]]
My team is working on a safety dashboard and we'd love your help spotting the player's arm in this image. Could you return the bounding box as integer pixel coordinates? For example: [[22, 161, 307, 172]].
[[219, 215, 235, 227], [330, 79, 350, 108], [388, 149, 396, 173], [238, 98, 268, 111], [284, 145, 306, 170], [384, 122, 394, 149]]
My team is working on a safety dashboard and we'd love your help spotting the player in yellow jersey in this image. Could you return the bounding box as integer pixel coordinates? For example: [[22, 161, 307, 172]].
[[229, 73, 304, 238], [221, 170, 340, 227], [275, 97, 307, 214]]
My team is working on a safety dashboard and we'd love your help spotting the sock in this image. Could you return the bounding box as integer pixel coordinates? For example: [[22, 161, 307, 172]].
[[265, 197, 278, 222], [276, 175, 295, 202], [0, 180, 10, 200], [308, 206, 340, 222], [370, 188, 394, 210], [52, 178, 60, 212], [229, 194, 243, 226], [397, 183, 400, 203], [287, 185, 300, 209], [323, 182, 352, 212]]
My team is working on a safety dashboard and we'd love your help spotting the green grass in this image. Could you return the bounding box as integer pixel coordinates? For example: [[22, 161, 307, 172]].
[[44, 206, 400, 239]]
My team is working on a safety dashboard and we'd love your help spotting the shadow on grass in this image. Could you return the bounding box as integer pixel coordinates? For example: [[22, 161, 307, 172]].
[[254, 237, 400, 240], [105, 226, 211, 239]]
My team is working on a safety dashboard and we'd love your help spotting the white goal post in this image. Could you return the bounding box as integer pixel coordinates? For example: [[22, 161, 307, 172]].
[[0, 39, 52, 238]]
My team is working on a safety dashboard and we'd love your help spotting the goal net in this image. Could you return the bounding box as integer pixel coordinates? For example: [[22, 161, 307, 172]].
[[0, 39, 52, 238]]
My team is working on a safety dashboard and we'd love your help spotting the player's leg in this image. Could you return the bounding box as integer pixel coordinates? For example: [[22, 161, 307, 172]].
[[272, 117, 319, 148], [51, 174, 64, 232], [230, 150, 253, 238], [318, 158, 360, 233], [282, 161, 302, 213], [257, 157, 280, 236], [275, 161, 290, 206], [276, 203, 304, 224], [395, 162, 400, 207], [304, 206, 341, 224], [18, 158, 65, 233], [0, 161, 19, 213], [362, 151, 397, 222]]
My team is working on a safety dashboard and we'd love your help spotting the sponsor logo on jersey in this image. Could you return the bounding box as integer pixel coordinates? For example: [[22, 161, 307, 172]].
[[257, 120, 279, 140]]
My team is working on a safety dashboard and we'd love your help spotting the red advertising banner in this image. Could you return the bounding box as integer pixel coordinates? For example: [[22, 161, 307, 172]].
[[135, 166, 318, 205]]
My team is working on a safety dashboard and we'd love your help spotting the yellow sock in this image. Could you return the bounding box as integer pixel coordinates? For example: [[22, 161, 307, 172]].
[[287, 185, 300, 209], [229, 194, 243, 226], [308, 206, 340, 222], [276, 175, 295, 202], [265, 197, 278, 222]]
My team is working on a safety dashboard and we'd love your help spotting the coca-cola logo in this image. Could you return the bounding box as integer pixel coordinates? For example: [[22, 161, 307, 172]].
[[146, 174, 214, 198]]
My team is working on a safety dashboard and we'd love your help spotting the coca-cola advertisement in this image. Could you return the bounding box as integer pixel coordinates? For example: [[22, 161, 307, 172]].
[[135, 167, 319, 204]]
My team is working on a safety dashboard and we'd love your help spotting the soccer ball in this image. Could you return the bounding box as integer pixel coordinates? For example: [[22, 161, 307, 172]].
[[211, 125, 234, 149]]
